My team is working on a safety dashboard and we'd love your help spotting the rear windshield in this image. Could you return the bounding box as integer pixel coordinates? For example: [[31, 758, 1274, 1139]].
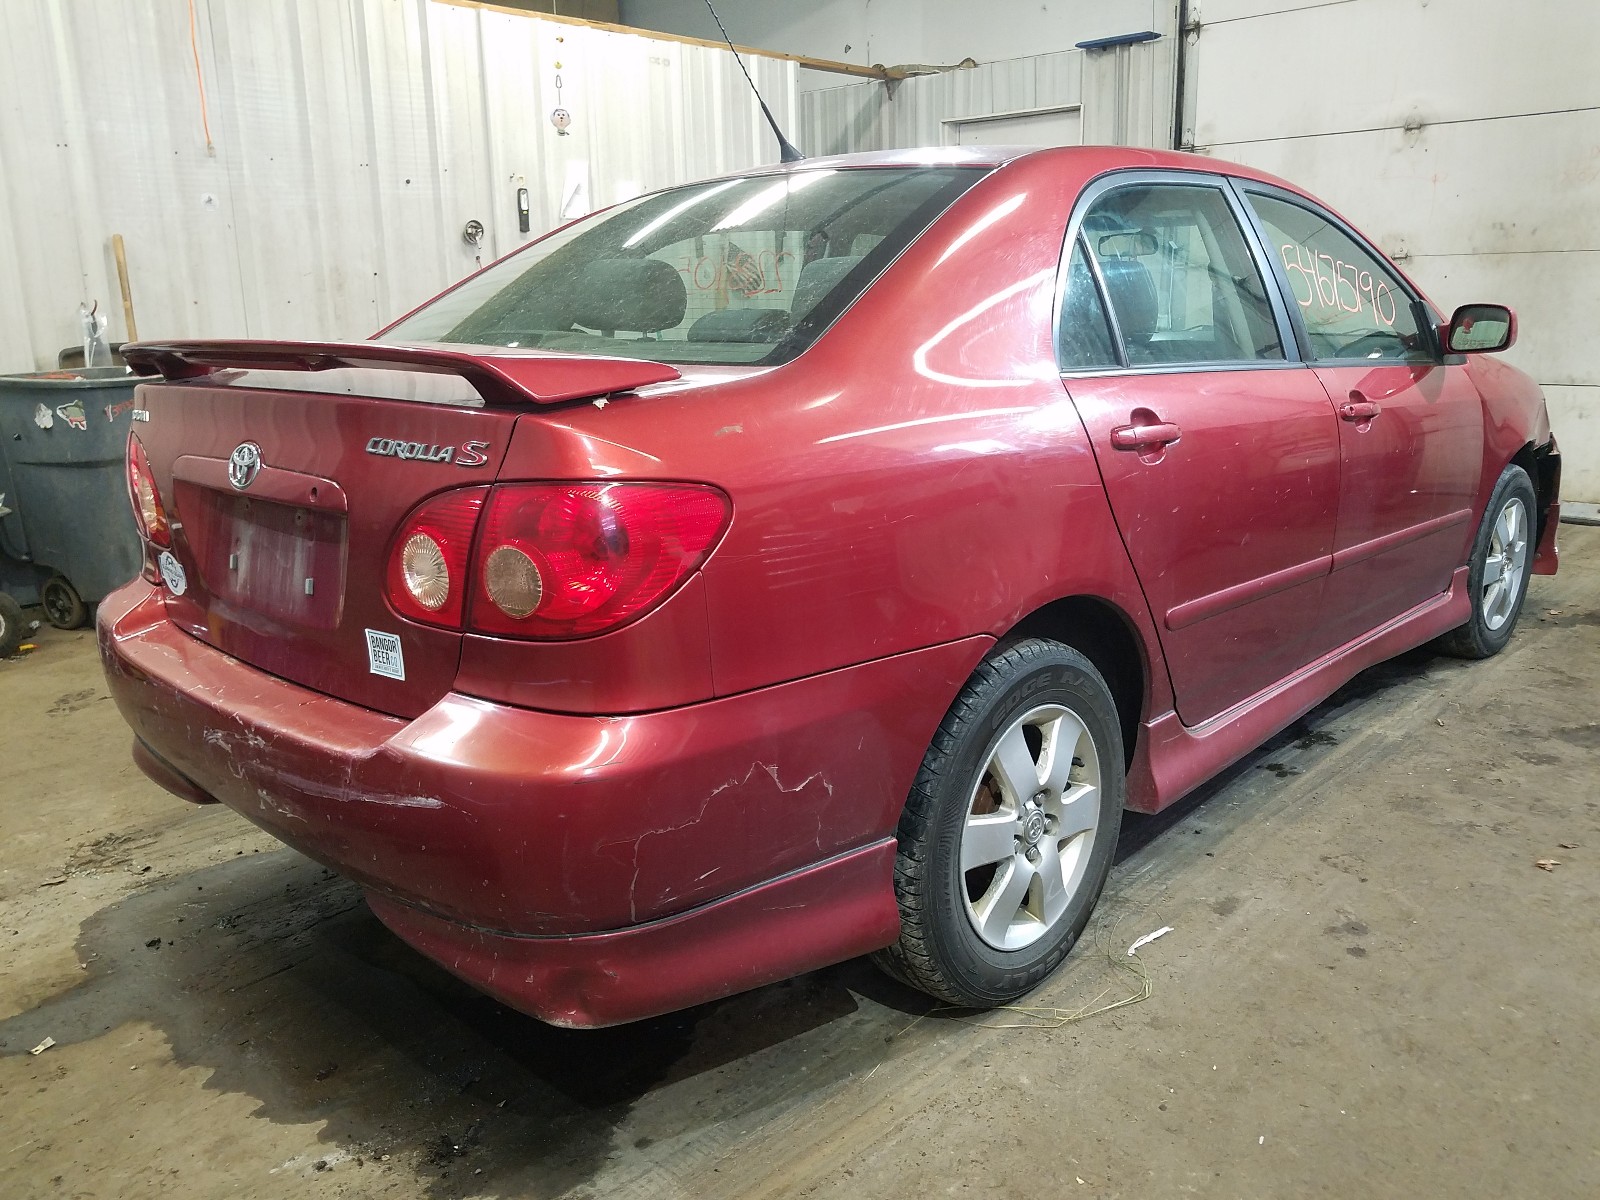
[[379, 167, 986, 366]]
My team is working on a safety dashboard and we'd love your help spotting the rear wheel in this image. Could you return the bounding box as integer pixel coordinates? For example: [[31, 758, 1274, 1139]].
[[0, 592, 25, 658], [874, 639, 1124, 1007], [41, 576, 86, 630], [1436, 464, 1536, 659]]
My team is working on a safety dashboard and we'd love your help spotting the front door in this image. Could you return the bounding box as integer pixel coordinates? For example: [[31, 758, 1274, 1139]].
[[1241, 190, 1484, 648], [1061, 179, 1342, 726]]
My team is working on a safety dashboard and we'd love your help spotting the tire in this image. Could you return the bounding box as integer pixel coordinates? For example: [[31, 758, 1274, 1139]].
[[41, 575, 87, 630], [1435, 464, 1537, 660], [873, 638, 1125, 1007], [0, 592, 24, 658]]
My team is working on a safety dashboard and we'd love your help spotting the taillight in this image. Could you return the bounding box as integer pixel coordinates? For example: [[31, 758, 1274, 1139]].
[[384, 488, 487, 627], [469, 482, 729, 639], [126, 433, 170, 547]]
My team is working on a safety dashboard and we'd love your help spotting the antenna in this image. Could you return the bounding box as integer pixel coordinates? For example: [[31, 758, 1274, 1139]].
[[701, 0, 805, 163]]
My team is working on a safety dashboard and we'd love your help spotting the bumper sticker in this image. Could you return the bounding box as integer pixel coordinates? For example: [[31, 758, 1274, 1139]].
[[365, 629, 406, 681], [157, 550, 187, 596]]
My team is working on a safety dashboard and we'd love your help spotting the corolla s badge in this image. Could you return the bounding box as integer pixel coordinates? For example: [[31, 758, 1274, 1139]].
[[228, 442, 263, 490], [365, 437, 491, 468]]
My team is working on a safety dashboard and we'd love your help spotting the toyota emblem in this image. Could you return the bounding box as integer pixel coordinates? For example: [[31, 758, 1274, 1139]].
[[228, 442, 262, 490]]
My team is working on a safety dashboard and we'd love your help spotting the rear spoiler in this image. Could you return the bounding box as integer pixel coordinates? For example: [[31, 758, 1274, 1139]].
[[121, 340, 682, 407]]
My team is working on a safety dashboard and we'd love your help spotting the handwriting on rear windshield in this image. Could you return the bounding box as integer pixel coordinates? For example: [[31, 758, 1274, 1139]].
[[677, 245, 796, 298], [1278, 243, 1397, 327]]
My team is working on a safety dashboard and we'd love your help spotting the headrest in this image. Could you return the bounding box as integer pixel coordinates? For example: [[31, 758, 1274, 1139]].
[[688, 308, 791, 343], [1097, 255, 1158, 341], [791, 255, 864, 317], [568, 258, 687, 334]]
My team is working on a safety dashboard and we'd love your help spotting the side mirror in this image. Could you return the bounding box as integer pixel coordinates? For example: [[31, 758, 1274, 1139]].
[[1444, 303, 1516, 354]]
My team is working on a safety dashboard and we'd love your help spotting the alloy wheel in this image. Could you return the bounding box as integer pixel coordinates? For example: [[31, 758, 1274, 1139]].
[[959, 703, 1102, 951], [1480, 496, 1529, 631]]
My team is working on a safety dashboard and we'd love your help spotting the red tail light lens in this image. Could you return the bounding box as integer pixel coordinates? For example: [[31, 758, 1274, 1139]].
[[384, 487, 487, 627], [126, 433, 171, 548], [469, 482, 729, 639]]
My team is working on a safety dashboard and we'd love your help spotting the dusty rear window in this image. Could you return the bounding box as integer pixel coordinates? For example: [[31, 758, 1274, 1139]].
[[379, 167, 985, 365]]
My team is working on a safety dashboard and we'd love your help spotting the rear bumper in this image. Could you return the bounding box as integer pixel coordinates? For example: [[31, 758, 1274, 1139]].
[[365, 846, 895, 1028], [99, 581, 985, 1023]]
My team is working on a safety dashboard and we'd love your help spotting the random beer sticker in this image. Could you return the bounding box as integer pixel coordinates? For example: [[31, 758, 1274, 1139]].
[[365, 629, 406, 681], [157, 551, 188, 596]]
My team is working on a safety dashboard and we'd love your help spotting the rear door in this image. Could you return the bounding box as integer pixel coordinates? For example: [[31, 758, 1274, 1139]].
[[1238, 188, 1483, 647], [1060, 175, 1342, 726]]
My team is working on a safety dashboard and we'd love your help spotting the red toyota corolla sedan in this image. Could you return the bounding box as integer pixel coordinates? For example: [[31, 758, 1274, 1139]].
[[101, 146, 1560, 1027]]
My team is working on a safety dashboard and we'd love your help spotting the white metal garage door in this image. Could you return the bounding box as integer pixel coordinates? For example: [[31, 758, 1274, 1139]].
[[1187, 0, 1600, 501]]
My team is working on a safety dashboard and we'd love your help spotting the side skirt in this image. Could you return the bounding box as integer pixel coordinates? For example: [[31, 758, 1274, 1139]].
[[1125, 566, 1471, 814]]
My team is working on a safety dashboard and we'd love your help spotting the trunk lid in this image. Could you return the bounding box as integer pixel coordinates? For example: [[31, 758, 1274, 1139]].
[[124, 341, 680, 719]]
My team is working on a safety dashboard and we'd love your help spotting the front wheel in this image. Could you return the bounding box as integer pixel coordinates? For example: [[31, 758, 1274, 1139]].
[[1436, 464, 1536, 659], [873, 639, 1125, 1007]]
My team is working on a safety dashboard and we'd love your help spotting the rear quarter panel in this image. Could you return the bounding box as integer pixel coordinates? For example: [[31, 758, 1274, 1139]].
[[493, 152, 1173, 718]]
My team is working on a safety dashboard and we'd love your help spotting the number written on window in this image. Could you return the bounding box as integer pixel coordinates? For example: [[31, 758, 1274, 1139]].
[[1247, 193, 1427, 362], [1276, 242, 1397, 328]]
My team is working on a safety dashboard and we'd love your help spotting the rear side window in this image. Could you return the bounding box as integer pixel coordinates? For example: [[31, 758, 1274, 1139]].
[[1057, 237, 1118, 370], [1245, 193, 1431, 362], [380, 167, 985, 366], [1083, 183, 1284, 366]]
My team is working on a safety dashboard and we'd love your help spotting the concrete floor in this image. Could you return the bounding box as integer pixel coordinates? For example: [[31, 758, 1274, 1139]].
[[2, 528, 1597, 1199]]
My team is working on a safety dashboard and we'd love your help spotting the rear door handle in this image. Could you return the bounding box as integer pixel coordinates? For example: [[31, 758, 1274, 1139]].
[[1110, 421, 1182, 450], [1339, 397, 1382, 421]]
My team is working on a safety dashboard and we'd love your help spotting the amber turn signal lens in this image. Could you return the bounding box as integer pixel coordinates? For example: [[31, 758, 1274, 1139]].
[[400, 532, 450, 611], [483, 545, 543, 619]]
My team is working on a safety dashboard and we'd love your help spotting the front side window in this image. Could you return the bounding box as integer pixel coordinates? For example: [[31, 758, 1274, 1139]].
[[380, 167, 985, 366], [1082, 183, 1284, 366], [1246, 193, 1431, 362]]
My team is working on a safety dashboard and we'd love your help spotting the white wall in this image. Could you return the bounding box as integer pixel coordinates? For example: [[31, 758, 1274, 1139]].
[[800, 36, 1175, 156], [1190, 0, 1600, 500], [0, 0, 796, 373], [620, 0, 1164, 88]]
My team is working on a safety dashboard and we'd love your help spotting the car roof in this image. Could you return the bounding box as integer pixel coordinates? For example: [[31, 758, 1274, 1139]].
[[733, 144, 1305, 195]]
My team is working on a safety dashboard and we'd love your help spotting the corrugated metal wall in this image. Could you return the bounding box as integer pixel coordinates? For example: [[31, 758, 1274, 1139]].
[[0, 0, 796, 373], [1190, 0, 1600, 500], [798, 35, 1175, 156]]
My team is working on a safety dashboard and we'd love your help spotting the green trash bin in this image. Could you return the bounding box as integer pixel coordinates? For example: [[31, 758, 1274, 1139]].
[[0, 366, 145, 628]]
